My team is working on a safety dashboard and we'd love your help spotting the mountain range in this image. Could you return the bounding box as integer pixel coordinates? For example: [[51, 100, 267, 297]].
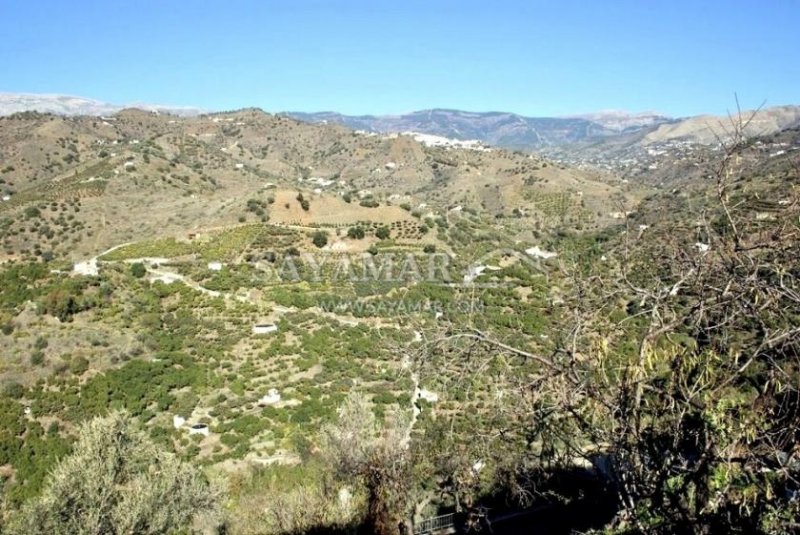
[[283, 109, 673, 149], [0, 92, 203, 118], [1, 91, 800, 535], [0, 106, 636, 262], [2, 92, 799, 168]]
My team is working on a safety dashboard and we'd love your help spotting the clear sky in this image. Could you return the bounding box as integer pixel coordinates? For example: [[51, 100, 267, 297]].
[[1, 0, 798, 117]]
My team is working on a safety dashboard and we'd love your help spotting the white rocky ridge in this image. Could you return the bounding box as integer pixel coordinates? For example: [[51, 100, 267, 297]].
[[0, 92, 203, 117]]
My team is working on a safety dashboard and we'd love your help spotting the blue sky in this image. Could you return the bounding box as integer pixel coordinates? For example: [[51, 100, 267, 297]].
[[1, 0, 798, 117]]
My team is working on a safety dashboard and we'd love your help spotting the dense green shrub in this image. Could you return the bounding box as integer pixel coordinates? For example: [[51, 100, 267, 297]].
[[312, 230, 328, 248]]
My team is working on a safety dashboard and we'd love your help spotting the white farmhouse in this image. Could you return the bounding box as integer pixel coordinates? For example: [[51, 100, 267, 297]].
[[258, 388, 281, 406], [73, 259, 99, 276], [253, 323, 278, 335], [188, 423, 210, 437], [417, 388, 439, 403]]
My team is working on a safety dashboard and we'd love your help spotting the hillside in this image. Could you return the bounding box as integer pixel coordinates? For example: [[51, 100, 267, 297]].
[[0, 107, 798, 534], [5, 93, 798, 183], [288, 105, 800, 147], [0, 108, 637, 262], [542, 107, 800, 182]]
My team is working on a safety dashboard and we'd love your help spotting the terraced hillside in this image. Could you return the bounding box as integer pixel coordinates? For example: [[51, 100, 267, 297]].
[[0, 107, 639, 514], [0, 108, 642, 262], [1, 106, 799, 534]]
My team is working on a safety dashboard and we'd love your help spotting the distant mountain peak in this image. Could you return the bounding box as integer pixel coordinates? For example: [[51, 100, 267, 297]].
[[3, 92, 797, 154], [0, 92, 203, 117]]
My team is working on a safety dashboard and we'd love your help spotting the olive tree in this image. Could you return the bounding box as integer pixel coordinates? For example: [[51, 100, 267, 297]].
[[8, 411, 220, 535]]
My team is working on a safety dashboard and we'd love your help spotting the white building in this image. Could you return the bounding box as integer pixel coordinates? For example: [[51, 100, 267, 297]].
[[463, 265, 487, 284], [417, 388, 439, 403], [253, 323, 278, 335], [207, 261, 223, 271], [73, 259, 99, 276], [258, 388, 281, 406], [188, 424, 210, 437]]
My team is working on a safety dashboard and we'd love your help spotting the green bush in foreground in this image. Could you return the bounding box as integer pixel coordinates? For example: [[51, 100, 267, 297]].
[[8, 411, 220, 535]]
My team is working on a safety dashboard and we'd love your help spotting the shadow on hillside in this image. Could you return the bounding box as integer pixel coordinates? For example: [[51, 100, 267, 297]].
[[256, 465, 619, 535]]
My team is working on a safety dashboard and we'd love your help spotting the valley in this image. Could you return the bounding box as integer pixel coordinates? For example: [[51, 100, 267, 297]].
[[3, 1, 799, 532], [0, 103, 798, 534]]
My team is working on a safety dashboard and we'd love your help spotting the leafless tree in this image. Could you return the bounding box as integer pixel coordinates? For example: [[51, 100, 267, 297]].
[[404, 106, 800, 533], [321, 392, 413, 535]]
